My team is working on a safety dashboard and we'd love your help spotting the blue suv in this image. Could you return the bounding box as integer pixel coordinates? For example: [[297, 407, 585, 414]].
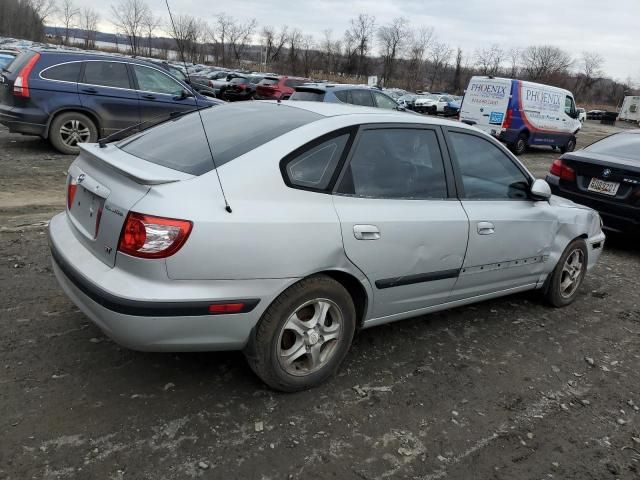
[[0, 50, 221, 154]]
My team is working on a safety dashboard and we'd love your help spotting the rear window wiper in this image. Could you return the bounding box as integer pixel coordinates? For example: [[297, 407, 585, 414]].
[[98, 105, 214, 148]]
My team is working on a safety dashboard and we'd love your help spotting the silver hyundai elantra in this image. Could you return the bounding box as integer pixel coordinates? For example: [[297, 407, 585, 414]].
[[49, 101, 605, 391]]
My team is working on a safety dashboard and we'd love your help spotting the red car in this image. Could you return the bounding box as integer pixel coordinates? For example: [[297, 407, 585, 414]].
[[255, 76, 310, 100]]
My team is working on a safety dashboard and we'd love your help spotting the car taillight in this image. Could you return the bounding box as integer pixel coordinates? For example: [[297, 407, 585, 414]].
[[118, 212, 192, 259], [13, 52, 40, 98], [67, 177, 78, 210], [502, 108, 513, 129], [550, 159, 576, 181]]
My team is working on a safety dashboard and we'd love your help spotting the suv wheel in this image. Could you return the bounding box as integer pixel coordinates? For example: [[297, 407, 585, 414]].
[[49, 112, 98, 155], [245, 275, 356, 392]]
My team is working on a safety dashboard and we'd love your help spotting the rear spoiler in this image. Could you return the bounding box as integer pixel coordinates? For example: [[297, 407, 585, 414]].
[[79, 143, 193, 185]]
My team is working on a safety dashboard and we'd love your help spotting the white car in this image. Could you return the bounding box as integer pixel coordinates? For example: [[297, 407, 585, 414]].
[[577, 108, 586, 123], [414, 94, 454, 114]]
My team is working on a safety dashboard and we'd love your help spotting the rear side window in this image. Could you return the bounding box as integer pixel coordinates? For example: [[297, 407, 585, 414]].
[[0, 53, 16, 69], [585, 133, 640, 160], [118, 103, 322, 175], [283, 134, 350, 190], [448, 131, 530, 200], [83, 61, 130, 89], [291, 90, 325, 102], [349, 90, 374, 107], [338, 128, 448, 199], [334, 90, 350, 103], [372, 91, 398, 109], [41, 62, 81, 82]]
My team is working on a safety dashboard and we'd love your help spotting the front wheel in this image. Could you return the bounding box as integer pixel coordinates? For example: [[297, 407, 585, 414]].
[[244, 275, 356, 392], [544, 239, 588, 307], [560, 136, 577, 153], [510, 133, 528, 155]]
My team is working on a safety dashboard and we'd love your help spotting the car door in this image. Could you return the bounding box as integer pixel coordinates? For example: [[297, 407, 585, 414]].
[[563, 95, 581, 133], [131, 64, 197, 124], [444, 127, 557, 300], [332, 125, 469, 320], [78, 60, 140, 136]]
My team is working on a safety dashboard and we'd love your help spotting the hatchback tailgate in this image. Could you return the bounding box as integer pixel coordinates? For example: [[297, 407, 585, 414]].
[[67, 143, 193, 267]]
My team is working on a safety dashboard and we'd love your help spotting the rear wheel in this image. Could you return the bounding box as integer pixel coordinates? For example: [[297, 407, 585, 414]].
[[510, 133, 528, 155], [244, 275, 356, 392], [49, 112, 98, 155], [560, 136, 577, 153], [544, 238, 588, 307]]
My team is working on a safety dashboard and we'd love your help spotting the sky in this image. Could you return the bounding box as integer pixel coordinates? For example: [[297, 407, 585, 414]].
[[64, 0, 640, 82]]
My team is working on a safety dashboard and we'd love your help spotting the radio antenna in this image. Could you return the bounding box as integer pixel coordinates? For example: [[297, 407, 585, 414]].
[[164, 0, 232, 213]]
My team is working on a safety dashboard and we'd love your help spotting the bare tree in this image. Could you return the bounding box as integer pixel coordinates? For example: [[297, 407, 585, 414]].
[[451, 47, 463, 93], [29, 0, 57, 25], [260, 25, 288, 66], [168, 14, 208, 63], [142, 12, 161, 57], [474, 44, 503, 76], [110, 0, 150, 56], [58, 0, 79, 45], [300, 34, 316, 77], [507, 47, 520, 77], [428, 41, 452, 90], [287, 28, 302, 74], [80, 8, 99, 49], [228, 18, 257, 68], [213, 13, 234, 67], [320, 29, 341, 75], [574, 51, 604, 101], [405, 26, 434, 90], [377, 17, 409, 85], [347, 13, 375, 78], [520, 45, 573, 82]]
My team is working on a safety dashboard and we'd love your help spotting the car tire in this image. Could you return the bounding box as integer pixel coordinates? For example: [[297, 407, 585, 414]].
[[510, 133, 528, 155], [49, 112, 98, 155], [244, 275, 356, 392], [544, 238, 588, 307], [560, 136, 577, 153]]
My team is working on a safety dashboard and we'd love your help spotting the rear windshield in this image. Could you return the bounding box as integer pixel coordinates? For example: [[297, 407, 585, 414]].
[[260, 77, 279, 86], [229, 77, 247, 84], [118, 103, 322, 175], [291, 90, 325, 102], [584, 133, 640, 161], [3, 51, 36, 74]]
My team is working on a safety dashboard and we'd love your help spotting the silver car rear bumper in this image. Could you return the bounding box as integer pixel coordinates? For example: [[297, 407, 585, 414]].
[[49, 213, 292, 352]]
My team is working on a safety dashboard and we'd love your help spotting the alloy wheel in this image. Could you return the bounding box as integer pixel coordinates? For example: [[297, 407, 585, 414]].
[[559, 249, 584, 298], [59, 119, 91, 147], [277, 298, 343, 376]]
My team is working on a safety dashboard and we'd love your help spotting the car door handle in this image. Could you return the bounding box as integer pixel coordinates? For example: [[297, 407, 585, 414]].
[[141, 94, 156, 100], [353, 224, 380, 240], [81, 88, 98, 94], [477, 221, 495, 235]]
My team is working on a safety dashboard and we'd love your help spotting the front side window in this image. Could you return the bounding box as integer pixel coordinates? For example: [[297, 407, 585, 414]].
[[448, 131, 530, 200], [349, 89, 374, 107], [372, 91, 398, 110], [337, 128, 447, 199], [83, 61, 130, 89], [284, 134, 350, 190], [133, 65, 184, 95], [334, 90, 350, 103], [41, 62, 82, 82], [564, 96, 575, 116]]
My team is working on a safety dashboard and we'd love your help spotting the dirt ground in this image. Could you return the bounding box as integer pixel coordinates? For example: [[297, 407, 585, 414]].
[[1, 121, 639, 480]]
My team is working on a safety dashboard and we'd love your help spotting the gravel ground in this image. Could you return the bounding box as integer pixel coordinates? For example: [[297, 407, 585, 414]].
[[1, 121, 639, 480]]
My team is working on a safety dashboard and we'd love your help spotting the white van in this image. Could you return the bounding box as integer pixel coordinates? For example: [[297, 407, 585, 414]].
[[460, 76, 582, 155], [619, 96, 640, 124]]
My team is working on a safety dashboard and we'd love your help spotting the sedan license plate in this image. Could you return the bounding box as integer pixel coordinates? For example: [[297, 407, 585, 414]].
[[587, 177, 619, 196]]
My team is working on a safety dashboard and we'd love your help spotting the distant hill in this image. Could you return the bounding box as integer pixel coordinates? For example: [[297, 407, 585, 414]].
[[44, 26, 175, 49]]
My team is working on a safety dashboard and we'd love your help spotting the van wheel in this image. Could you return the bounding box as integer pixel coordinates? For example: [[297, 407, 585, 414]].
[[244, 275, 356, 392], [560, 136, 576, 153], [49, 112, 98, 155], [510, 133, 528, 155]]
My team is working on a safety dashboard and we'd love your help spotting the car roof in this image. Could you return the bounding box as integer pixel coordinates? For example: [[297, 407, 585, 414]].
[[25, 48, 170, 70], [269, 100, 476, 128]]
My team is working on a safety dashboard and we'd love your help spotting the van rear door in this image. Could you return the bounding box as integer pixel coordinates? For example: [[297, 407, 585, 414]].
[[460, 77, 512, 135]]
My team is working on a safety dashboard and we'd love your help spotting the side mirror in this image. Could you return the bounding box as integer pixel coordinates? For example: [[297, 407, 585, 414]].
[[173, 89, 194, 101], [530, 178, 552, 200]]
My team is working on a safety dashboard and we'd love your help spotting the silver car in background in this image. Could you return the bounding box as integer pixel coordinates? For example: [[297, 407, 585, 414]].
[[49, 101, 605, 391]]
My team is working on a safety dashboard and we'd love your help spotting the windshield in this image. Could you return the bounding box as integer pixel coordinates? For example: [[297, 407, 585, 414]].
[[118, 103, 323, 175], [584, 133, 640, 161]]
